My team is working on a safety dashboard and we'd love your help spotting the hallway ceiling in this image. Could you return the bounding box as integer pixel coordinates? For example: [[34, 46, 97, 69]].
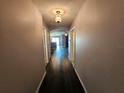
[[33, 0, 84, 30]]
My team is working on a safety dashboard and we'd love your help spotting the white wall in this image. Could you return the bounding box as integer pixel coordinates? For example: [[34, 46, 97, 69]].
[[73, 0, 124, 93], [0, 0, 45, 93]]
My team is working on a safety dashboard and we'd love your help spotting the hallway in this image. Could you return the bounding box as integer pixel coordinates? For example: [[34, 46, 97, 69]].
[[0, 0, 124, 93], [38, 47, 85, 93]]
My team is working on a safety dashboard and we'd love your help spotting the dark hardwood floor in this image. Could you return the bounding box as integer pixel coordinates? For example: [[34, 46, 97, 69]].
[[38, 47, 85, 93]]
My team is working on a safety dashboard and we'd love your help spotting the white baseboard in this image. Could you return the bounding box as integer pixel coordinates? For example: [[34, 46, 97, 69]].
[[72, 63, 88, 93], [35, 72, 46, 93]]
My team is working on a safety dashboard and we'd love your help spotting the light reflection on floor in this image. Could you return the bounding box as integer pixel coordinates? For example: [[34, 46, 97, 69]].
[[38, 46, 85, 93], [51, 46, 68, 70]]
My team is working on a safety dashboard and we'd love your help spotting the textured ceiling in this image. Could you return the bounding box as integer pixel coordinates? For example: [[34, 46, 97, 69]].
[[33, 0, 84, 30]]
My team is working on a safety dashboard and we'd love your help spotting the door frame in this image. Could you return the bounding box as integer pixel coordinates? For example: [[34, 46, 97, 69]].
[[69, 27, 76, 63], [42, 27, 49, 65]]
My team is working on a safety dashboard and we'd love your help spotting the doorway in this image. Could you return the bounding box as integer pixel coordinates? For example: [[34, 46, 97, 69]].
[[51, 37, 60, 47], [50, 31, 69, 54]]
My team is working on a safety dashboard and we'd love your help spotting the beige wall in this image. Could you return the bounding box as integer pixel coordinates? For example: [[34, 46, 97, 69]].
[[73, 0, 124, 93], [0, 0, 45, 93]]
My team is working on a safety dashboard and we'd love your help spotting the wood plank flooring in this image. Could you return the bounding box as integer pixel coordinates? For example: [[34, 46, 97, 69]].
[[38, 47, 85, 93]]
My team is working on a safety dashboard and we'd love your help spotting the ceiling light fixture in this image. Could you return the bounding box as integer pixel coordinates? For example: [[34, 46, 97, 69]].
[[53, 9, 65, 23]]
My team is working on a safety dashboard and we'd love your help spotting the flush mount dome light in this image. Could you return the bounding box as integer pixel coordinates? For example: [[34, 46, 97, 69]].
[[52, 9, 65, 23], [55, 16, 62, 23]]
